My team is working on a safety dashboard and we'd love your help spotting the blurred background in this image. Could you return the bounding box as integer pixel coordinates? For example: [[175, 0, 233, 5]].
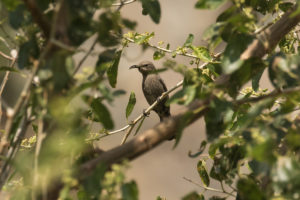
[[0, 0, 274, 199]]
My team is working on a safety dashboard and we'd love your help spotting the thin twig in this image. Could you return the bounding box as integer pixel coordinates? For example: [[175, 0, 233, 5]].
[[183, 177, 236, 197], [112, 0, 137, 6], [0, 57, 17, 124], [0, 58, 17, 96], [124, 37, 199, 59], [0, 113, 29, 189], [0, 51, 13, 61], [73, 37, 98, 76], [235, 86, 300, 105], [121, 124, 135, 145], [0, 60, 39, 154], [32, 113, 46, 200]]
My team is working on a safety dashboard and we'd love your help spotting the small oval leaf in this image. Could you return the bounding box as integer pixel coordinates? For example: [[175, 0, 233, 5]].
[[197, 160, 210, 187], [91, 99, 114, 129], [126, 92, 136, 119], [191, 46, 212, 62], [107, 49, 122, 88]]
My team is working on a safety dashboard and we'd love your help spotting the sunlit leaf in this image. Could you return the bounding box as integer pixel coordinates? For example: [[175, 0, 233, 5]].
[[183, 34, 194, 47], [197, 160, 210, 187], [191, 46, 213, 62]]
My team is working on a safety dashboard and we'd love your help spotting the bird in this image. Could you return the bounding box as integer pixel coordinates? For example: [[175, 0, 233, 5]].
[[130, 61, 170, 122]]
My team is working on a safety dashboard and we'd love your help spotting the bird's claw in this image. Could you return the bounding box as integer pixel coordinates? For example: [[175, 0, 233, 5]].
[[143, 109, 150, 117]]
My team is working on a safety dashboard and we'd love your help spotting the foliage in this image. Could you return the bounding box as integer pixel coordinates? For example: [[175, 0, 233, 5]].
[[0, 0, 300, 199]]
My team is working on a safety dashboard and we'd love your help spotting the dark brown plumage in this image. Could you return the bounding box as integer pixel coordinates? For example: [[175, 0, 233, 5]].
[[130, 61, 170, 122]]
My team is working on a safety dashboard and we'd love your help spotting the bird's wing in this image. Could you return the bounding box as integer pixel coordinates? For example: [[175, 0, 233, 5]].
[[158, 77, 168, 92]]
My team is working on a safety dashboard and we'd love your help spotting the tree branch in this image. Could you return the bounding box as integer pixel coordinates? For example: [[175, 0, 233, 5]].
[[79, 98, 211, 175], [22, 0, 51, 38], [45, 5, 300, 198], [80, 3, 300, 178], [241, 6, 300, 59], [0, 51, 13, 61]]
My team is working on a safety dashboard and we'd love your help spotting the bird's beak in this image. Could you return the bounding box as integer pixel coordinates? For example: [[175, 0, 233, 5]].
[[129, 65, 139, 69]]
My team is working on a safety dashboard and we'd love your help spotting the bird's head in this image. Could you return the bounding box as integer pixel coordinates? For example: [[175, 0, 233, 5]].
[[130, 61, 156, 75]]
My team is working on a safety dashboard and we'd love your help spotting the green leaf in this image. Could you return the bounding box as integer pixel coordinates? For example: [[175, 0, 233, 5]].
[[107, 49, 122, 88], [222, 34, 253, 74], [279, 2, 294, 12], [133, 32, 155, 44], [184, 34, 194, 47], [203, 22, 224, 50], [153, 51, 165, 60], [91, 99, 114, 129], [126, 92, 136, 119], [184, 86, 197, 105], [252, 69, 264, 92], [96, 49, 116, 76], [208, 137, 230, 158], [98, 12, 121, 47], [197, 160, 210, 186], [237, 178, 266, 200], [204, 98, 233, 141], [9, 4, 25, 29], [191, 46, 212, 62], [139, 0, 161, 24], [195, 0, 226, 9], [122, 18, 137, 30], [227, 58, 266, 97], [82, 164, 106, 198], [18, 39, 39, 69], [188, 141, 207, 158], [182, 191, 204, 200], [122, 181, 139, 200]]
